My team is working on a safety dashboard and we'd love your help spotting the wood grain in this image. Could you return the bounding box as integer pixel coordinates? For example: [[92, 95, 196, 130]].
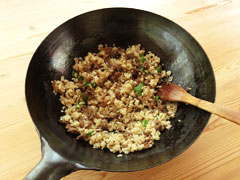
[[0, 0, 240, 180]]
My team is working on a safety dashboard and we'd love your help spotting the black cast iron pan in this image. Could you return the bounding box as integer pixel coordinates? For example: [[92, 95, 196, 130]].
[[24, 8, 216, 180]]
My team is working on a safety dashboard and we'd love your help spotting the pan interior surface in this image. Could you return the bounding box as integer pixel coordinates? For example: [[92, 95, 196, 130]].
[[25, 8, 215, 171]]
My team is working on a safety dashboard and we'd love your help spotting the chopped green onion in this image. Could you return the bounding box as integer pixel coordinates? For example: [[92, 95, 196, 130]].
[[82, 93, 88, 102], [79, 101, 85, 105], [75, 101, 85, 110], [156, 66, 161, 73], [87, 130, 95, 137], [155, 95, 159, 102], [140, 67, 147, 74], [90, 82, 97, 88], [78, 76, 84, 81], [84, 81, 97, 88], [140, 55, 146, 63], [141, 120, 148, 128], [84, 81, 90, 88], [134, 83, 144, 95], [75, 104, 80, 110], [72, 70, 77, 78]]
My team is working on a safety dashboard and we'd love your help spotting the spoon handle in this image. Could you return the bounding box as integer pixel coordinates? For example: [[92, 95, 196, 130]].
[[186, 95, 240, 125]]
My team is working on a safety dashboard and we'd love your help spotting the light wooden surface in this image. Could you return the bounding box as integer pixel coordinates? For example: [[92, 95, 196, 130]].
[[1, 0, 240, 179]]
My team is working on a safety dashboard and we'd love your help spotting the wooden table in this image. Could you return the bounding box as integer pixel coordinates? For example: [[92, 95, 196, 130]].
[[1, 0, 240, 179]]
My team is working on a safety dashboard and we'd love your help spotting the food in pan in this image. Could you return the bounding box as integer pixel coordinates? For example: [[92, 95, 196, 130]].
[[52, 44, 177, 154]]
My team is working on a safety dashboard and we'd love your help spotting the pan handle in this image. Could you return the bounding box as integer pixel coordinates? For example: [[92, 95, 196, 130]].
[[24, 136, 86, 180]]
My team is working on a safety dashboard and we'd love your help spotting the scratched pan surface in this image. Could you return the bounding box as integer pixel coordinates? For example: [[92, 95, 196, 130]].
[[25, 8, 215, 180]]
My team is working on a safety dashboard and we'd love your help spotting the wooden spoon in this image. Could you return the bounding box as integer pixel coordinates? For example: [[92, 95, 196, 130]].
[[157, 83, 240, 125]]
